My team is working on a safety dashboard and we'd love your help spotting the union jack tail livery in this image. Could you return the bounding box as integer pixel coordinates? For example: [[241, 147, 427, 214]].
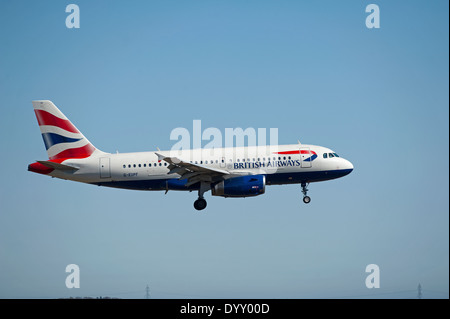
[[32, 100, 99, 160]]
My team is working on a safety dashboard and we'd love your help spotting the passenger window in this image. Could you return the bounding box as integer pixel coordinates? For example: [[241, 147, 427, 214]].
[[133, 164, 136, 168], [323, 153, 328, 159], [138, 164, 141, 168], [159, 163, 162, 166], [123, 165, 126, 168], [164, 163, 167, 166]]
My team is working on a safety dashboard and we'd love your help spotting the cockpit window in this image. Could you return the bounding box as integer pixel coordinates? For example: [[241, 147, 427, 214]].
[[324, 152, 341, 159]]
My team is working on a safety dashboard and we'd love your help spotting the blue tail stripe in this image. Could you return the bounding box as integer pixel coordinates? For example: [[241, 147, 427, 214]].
[[41, 133, 82, 150]]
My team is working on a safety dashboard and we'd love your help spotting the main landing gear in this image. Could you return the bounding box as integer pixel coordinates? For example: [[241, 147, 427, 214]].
[[194, 198, 207, 210], [301, 182, 311, 204], [193, 182, 210, 211]]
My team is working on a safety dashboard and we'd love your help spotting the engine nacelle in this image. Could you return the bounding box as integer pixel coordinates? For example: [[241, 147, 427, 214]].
[[212, 175, 266, 198]]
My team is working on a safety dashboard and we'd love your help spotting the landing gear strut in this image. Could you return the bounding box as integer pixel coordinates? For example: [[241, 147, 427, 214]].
[[301, 182, 311, 204], [193, 182, 210, 211]]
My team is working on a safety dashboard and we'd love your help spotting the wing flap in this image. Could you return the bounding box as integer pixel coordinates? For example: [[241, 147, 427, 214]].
[[155, 152, 229, 186], [156, 153, 229, 175]]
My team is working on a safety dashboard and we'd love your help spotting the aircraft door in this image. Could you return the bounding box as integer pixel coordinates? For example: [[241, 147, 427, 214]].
[[300, 147, 312, 168], [100, 157, 111, 178]]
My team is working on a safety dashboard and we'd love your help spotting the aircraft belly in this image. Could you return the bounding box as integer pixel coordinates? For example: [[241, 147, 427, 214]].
[[266, 169, 352, 185]]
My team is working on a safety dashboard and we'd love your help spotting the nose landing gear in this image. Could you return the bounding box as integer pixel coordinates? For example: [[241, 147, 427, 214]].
[[301, 182, 311, 204]]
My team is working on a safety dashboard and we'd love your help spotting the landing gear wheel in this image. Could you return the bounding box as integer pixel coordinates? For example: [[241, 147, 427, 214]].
[[303, 196, 311, 204], [194, 198, 207, 211], [301, 182, 311, 204]]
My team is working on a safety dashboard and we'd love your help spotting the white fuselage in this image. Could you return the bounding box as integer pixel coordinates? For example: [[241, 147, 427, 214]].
[[48, 144, 353, 191]]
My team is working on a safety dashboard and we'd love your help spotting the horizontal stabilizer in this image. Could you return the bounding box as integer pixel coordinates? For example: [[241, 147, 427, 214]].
[[37, 160, 79, 171]]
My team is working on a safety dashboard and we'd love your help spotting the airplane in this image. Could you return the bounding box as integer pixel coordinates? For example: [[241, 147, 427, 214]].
[[28, 100, 354, 211]]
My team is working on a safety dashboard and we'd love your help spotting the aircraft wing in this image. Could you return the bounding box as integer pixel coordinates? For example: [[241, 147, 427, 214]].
[[155, 152, 229, 187]]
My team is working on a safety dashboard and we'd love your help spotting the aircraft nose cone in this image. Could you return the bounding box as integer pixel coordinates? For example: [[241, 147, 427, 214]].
[[338, 158, 354, 174], [344, 159, 354, 171]]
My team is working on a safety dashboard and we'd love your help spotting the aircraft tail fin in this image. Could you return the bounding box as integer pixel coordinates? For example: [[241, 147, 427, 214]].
[[32, 100, 103, 160]]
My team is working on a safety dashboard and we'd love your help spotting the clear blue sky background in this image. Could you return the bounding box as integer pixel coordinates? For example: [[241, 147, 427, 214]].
[[0, 1, 448, 299]]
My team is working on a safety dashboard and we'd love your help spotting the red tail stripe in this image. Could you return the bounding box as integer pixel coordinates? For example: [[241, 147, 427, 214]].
[[49, 144, 95, 160], [34, 109, 80, 134]]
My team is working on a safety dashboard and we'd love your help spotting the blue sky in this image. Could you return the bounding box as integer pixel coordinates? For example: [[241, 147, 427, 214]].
[[0, 1, 448, 299]]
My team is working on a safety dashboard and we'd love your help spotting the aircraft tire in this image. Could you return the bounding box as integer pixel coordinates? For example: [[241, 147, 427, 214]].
[[194, 198, 207, 211]]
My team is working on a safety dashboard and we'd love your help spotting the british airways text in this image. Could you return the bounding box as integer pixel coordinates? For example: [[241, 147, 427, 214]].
[[234, 159, 301, 169]]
